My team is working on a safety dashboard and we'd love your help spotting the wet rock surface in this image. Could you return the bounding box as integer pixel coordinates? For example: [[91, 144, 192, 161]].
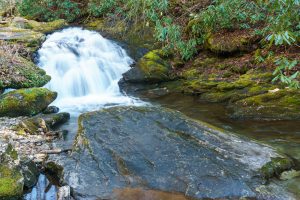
[[51, 106, 294, 199]]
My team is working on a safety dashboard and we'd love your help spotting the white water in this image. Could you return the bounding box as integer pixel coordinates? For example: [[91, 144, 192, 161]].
[[38, 28, 142, 113]]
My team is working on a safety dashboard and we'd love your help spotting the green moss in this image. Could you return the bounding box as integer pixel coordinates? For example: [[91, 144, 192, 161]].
[[216, 79, 252, 91], [0, 49, 50, 90], [27, 19, 67, 33], [230, 89, 300, 120], [181, 68, 200, 79], [0, 88, 57, 117], [260, 157, 293, 179], [5, 145, 18, 161], [206, 31, 256, 53], [135, 50, 173, 82], [0, 165, 23, 200]]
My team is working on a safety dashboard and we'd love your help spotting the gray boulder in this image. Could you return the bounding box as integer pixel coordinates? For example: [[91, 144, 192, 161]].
[[50, 106, 294, 199]]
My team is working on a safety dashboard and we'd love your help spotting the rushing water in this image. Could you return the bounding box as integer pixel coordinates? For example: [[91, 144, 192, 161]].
[[37, 27, 142, 114], [24, 175, 57, 200]]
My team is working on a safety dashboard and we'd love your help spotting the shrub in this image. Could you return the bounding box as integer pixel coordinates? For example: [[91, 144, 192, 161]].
[[18, 0, 82, 22]]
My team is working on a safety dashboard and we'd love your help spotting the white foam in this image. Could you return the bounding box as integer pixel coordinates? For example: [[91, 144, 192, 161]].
[[38, 27, 144, 114]]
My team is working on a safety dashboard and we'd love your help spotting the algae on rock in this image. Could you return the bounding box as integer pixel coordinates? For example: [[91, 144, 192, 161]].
[[0, 88, 57, 117]]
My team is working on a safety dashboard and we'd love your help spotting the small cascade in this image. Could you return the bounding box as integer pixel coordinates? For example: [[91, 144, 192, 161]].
[[38, 27, 141, 113]]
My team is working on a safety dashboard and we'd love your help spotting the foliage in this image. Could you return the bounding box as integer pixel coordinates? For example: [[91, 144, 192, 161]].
[[272, 57, 299, 89], [259, 0, 300, 46], [18, 0, 81, 22], [0, 0, 20, 16], [191, 0, 263, 36], [87, 0, 116, 17]]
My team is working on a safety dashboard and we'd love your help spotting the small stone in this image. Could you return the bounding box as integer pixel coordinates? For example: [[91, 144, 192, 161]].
[[43, 106, 60, 114], [268, 88, 280, 93], [280, 170, 300, 180]]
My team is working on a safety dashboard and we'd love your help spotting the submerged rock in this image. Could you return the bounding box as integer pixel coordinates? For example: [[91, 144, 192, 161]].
[[229, 89, 300, 120], [0, 88, 57, 117], [122, 50, 174, 83], [51, 106, 294, 199], [0, 49, 51, 91]]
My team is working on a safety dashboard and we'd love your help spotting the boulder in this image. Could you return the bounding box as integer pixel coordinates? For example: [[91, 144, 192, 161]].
[[0, 163, 23, 200], [0, 27, 45, 49], [85, 18, 156, 60], [0, 145, 39, 200], [43, 106, 60, 114], [0, 88, 57, 117], [50, 106, 294, 199], [18, 112, 70, 135], [0, 49, 51, 91], [11, 17, 67, 33], [229, 89, 300, 120], [206, 30, 259, 54], [122, 50, 174, 83]]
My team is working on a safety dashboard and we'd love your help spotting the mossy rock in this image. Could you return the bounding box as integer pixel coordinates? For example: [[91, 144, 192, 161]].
[[229, 89, 300, 120], [123, 50, 174, 83], [0, 164, 23, 200], [10, 17, 67, 33], [180, 69, 276, 103], [26, 19, 67, 33], [85, 18, 157, 59], [17, 112, 70, 134], [0, 50, 51, 91], [260, 157, 294, 179], [0, 88, 57, 117], [0, 146, 24, 200], [206, 30, 258, 54], [0, 27, 45, 48]]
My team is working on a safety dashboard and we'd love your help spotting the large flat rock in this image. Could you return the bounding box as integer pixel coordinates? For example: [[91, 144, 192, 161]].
[[50, 106, 295, 199]]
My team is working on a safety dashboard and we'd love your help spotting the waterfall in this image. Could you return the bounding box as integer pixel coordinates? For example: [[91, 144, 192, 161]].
[[38, 27, 141, 113]]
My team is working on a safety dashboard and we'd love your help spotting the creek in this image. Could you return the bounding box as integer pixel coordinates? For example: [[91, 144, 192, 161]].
[[24, 28, 300, 199]]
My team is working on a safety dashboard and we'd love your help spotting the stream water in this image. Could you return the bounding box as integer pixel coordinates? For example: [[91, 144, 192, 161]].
[[24, 28, 300, 199]]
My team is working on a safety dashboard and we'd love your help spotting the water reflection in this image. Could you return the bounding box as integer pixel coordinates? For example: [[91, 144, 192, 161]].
[[24, 174, 57, 200], [149, 93, 300, 160]]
